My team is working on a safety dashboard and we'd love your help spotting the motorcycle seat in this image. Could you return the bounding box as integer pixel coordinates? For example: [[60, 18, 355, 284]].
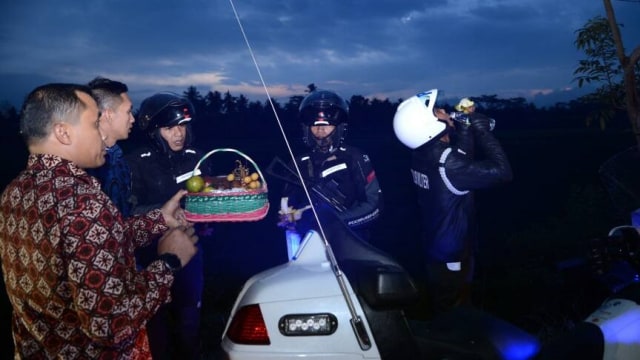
[[319, 207, 420, 309]]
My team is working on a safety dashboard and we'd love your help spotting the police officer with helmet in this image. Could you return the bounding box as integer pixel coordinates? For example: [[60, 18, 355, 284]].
[[127, 92, 208, 359], [393, 89, 512, 316], [280, 90, 383, 245]]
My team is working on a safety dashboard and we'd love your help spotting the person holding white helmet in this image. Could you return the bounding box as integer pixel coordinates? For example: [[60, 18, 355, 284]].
[[393, 89, 512, 316]]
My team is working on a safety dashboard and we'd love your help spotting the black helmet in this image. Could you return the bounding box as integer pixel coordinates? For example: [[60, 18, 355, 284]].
[[138, 92, 195, 153], [138, 92, 195, 131], [299, 90, 349, 126], [299, 90, 349, 152]]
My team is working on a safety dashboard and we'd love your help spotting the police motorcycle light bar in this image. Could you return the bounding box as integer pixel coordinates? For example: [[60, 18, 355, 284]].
[[228, 0, 373, 351], [279, 313, 338, 336]]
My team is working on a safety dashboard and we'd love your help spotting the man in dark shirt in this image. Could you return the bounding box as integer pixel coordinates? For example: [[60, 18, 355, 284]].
[[394, 89, 512, 316], [86, 76, 135, 217]]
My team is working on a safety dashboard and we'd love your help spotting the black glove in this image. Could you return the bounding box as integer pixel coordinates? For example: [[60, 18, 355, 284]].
[[451, 123, 475, 156], [469, 113, 492, 133]]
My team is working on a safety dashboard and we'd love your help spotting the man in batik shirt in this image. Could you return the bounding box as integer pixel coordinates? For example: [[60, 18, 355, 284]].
[[0, 83, 199, 359]]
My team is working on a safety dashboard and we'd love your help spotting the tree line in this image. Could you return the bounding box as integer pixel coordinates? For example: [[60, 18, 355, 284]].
[[0, 84, 633, 164]]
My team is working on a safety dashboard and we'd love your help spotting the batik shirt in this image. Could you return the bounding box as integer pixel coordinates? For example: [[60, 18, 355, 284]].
[[0, 154, 175, 359]]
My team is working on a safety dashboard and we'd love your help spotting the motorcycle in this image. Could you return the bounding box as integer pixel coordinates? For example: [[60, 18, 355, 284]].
[[218, 199, 640, 360], [537, 225, 640, 360], [219, 199, 545, 359]]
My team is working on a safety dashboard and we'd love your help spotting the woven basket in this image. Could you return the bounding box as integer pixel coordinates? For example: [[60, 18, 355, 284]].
[[184, 148, 269, 222]]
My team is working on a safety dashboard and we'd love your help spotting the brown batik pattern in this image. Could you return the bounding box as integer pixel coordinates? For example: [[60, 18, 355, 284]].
[[0, 154, 174, 359]]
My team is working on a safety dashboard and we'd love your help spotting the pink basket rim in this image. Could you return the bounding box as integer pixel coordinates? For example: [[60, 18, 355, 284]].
[[184, 204, 270, 223]]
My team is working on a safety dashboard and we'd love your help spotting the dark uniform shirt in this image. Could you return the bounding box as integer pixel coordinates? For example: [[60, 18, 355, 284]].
[[87, 144, 132, 217], [286, 145, 382, 231], [411, 126, 512, 263]]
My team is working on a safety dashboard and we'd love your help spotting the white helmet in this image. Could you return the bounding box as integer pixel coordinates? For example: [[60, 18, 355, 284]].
[[393, 89, 447, 149]]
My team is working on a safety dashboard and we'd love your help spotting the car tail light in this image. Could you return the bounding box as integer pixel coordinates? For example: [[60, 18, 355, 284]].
[[227, 304, 271, 345]]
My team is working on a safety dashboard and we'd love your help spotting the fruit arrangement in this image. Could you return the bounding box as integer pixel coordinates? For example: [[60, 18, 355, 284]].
[[186, 160, 261, 193]]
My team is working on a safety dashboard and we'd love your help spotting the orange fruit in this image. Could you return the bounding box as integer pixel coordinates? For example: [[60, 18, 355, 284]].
[[249, 180, 261, 189], [186, 175, 205, 193], [250, 172, 259, 181]]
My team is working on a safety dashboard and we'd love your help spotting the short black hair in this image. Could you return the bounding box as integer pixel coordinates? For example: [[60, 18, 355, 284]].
[[87, 76, 128, 111], [19, 83, 94, 143], [88, 76, 128, 94]]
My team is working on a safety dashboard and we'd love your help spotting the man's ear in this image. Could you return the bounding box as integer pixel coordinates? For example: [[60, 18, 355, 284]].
[[52, 122, 73, 145], [100, 109, 112, 125]]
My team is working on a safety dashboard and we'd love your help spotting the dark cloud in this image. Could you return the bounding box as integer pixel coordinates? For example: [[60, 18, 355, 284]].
[[1, 0, 639, 107]]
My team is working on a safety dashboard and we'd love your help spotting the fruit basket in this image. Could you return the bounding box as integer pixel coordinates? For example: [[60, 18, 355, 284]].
[[184, 148, 269, 222]]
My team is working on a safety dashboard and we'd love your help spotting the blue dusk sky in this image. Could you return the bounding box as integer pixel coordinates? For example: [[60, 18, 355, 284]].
[[1, 0, 639, 108]]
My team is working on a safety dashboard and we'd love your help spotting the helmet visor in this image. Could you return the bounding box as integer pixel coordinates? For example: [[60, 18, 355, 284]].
[[305, 107, 344, 126], [415, 90, 438, 113], [299, 90, 349, 126], [145, 99, 194, 129], [164, 100, 194, 125]]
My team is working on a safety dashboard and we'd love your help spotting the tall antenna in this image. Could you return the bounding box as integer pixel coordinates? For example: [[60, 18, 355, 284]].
[[227, 0, 372, 350]]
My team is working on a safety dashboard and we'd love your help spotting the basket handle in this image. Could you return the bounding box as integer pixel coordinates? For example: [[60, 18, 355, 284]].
[[192, 148, 267, 188]]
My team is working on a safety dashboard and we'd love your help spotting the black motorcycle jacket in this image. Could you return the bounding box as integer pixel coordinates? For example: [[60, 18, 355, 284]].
[[126, 146, 206, 215], [411, 125, 512, 263], [285, 145, 383, 229]]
